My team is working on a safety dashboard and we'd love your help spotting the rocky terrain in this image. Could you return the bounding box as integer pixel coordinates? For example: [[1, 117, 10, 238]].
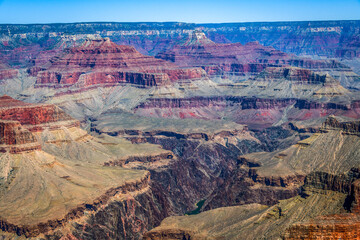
[[0, 20, 359, 239], [144, 117, 360, 239], [156, 31, 349, 75], [31, 38, 205, 89], [0, 96, 174, 238]]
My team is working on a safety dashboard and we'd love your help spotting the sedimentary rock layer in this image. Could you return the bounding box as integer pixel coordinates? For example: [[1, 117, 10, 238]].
[[156, 31, 350, 76], [0, 95, 78, 131], [34, 38, 206, 88], [0, 120, 41, 153]]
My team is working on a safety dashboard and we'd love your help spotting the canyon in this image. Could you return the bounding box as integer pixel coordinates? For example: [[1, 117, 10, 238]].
[[0, 20, 359, 239], [145, 117, 360, 239]]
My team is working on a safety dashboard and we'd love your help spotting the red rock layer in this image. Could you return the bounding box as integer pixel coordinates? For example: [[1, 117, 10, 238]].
[[134, 97, 360, 130], [156, 32, 349, 75], [156, 41, 289, 71], [284, 214, 360, 240], [35, 38, 205, 88], [0, 95, 79, 132], [0, 69, 18, 81], [0, 62, 18, 80], [0, 120, 41, 153]]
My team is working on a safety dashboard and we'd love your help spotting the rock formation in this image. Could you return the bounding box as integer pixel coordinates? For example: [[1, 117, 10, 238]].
[[0, 95, 178, 238], [156, 32, 290, 75], [34, 38, 206, 88], [0, 62, 18, 81], [0, 21, 359, 240], [143, 117, 360, 240], [0, 120, 41, 153], [0, 95, 77, 131], [156, 31, 351, 76]]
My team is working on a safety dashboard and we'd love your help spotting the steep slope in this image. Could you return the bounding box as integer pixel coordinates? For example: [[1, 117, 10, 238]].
[[2, 21, 358, 68], [133, 67, 358, 130], [144, 191, 347, 240], [0, 95, 175, 238], [156, 31, 352, 76], [144, 117, 360, 239], [33, 38, 206, 89], [0, 62, 18, 81]]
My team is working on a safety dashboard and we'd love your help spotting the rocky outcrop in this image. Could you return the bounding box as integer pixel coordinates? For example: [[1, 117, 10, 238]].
[[156, 31, 351, 76], [0, 69, 18, 81], [0, 120, 41, 153], [284, 214, 360, 240], [156, 35, 291, 75], [322, 115, 360, 135], [0, 95, 78, 131], [254, 67, 336, 84], [285, 59, 350, 70], [201, 157, 303, 211], [0, 95, 79, 153], [104, 152, 174, 167], [0, 173, 150, 238], [135, 96, 296, 110], [283, 169, 360, 239], [201, 20, 360, 59], [35, 38, 206, 88], [0, 62, 18, 80]]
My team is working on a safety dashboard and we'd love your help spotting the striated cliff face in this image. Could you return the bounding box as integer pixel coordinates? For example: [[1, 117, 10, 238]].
[[201, 21, 360, 59], [254, 67, 336, 84], [0, 95, 77, 131], [143, 117, 360, 240], [156, 35, 292, 75], [0, 96, 180, 239], [156, 31, 351, 77], [34, 38, 206, 88], [284, 214, 360, 240], [0, 120, 41, 153], [322, 115, 360, 134], [0, 69, 18, 81], [283, 169, 360, 239], [134, 95, 359, 130], [0, 62, 18, 81], [0, 21, 359, 71]]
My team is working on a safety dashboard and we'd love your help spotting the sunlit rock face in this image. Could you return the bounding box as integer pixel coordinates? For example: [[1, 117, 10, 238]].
[[156, 31, 351, 77], [0, 62, 18, 81], [34, 38, 206, 88]]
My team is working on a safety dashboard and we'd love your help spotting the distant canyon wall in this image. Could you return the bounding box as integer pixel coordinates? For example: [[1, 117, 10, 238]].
[[1, 21, 359, 66]]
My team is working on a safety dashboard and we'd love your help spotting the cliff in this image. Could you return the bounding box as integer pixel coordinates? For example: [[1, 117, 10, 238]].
[[156, 35, 292, 75], [134, 95, 359, 130], [0, 95, 77, 131], [322, 115, 360, 135], [34, 38, 206, 88], [201, 21, 360, 59], [0, 96, 184, 239], [1, 21, 359, 69], [254, 67, 336, 84], [0, 62, 18, 81], [283, 169, 360, 239], [144, 118, 360, 240], [156, 31, 351, 76], [0, 120, 41, 153]]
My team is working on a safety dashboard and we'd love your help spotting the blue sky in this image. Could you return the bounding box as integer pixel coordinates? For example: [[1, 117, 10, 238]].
[[0, 0, 359, 24]]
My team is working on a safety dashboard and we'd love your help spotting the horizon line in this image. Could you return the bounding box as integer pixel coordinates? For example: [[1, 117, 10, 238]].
[[1, 19, 360, 26]]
